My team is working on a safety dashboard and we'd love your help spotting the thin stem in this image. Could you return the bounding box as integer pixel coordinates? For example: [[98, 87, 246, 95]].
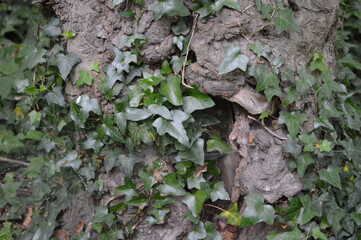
[[181, 13, 199, 89], [247, 116, 288, 141], [0, 157, 30, 167], [203, 203, 226, 212]]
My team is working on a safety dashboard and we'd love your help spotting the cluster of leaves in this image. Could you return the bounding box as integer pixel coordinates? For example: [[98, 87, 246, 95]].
[[216, 1, 361, 239], [0, 1, 237, 239], [255, 0, 300, 34]]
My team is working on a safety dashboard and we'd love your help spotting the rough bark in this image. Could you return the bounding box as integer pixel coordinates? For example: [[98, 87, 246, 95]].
[[49, 0, 340, 238]]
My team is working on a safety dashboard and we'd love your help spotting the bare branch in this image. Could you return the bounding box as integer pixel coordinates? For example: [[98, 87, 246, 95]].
[[0, 156, 30, 167]]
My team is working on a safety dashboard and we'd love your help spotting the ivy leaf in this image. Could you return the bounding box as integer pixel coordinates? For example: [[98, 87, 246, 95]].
[[264, 86, 282, 101], [83, 132, 104, 154], [173, 36, 184, 51], [172, 18, 189, 35], [56, 52, 82, 80], [139, 168, 156, 192], [188, 222, 207, 240], [278, 110, 307, 139], [213, 0, 241, 12], [311, 227, 327, 240], [206, 134, 233, 154], [148, 208, 170, 225], [318, 139, 332, 152], [101, 147, 122, 173], [310, 53, 328, 72], [92, 207, 115, 227], [61, 31, 76, 38], [219, 45, 249, 75], [266, 228, 304, 240], [240, 193, 275, 227], [43, 18, 62, 36], [178, 138, 205, 165], [296, 66, 315, 95], [282, 86, 297, 106], [148, 0, 191, 21], [57, 151, 81, 170], [220, 203, 242, 226], [204, 222, 222, 240], [181, 190, 207, 217], [44, 86, 67, 107], [249, 41, 272, 58], [299, 133, 317, 151], [102, 115, 125, 143], [318, 72, 346, 100], [148, 104, 172, 120], [103, 64, 125, 91], [125, 107, 152, 121], [254, 65, 279, 92], [160, 74, 183, 106], [90, 62, 100, 73], [117, 32, 147, 49], [210, 182, 230, 202], [24, 46, 47, 69], [112, 48, 137, 73], [152, 110, 189, 146], [115, 112, 127, 134], [319, 166, 341, 189], [119, 153, 143, 176], [296, 153, 314, 177], [187, 175, 207, 190], [183, 87, 215, 114], [76, 94, 102, 116], [113, 0, 125, 6], [158, 173, 186, 196], [76, 70, 93, 87], [274, 8, 300, 34]]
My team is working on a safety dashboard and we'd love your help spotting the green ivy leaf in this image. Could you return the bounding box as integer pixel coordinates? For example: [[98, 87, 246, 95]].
[[125, 107, 152, 121], [158, 173, 186, 196], [219, 45, 249, 75], [182, 190, 207, 217], [160, 74, 183, 106], [318, 72, 346, 100], [178, 138, 205, 165], [296, 153, 314, 177], [92, 207, 115, 227], [90, 62, 100, 72], [278, 110, 307, 139], [44, 86, 67, 107], [112, 48, 137, 73], [57, 151, 81, 170], [311, 227, 327, 240], [296, 66, 315, 95], [76, 70, 93, 86], [148, 208, 170, 225], [319, 166, 341, 189], [274, 8, 300, 34], [24, 46, 47, 69], [102, 115, 125, 143], [183, 87, 215, 114], [83, 132, 104, 154], [61, 31, 76, 38], [152, 110, 189, 146], [172, 18, 189, 35], [310, 53, 328, 72], [148, 0, 191, 21], [103, 65, 125, 91], [76, 94, 102, 116], [148, 104, 172, 120], [254, 65, 279, 92], [318, 139, 332, 152], [210, 182, 230, 202], [187, 175, 207, 190], [117, 32, 147, 49], [119, 153, 143, 176], [113, 0, 125, 6], [0, 59, 18, 75], [220, 203, 242, 226], [206, 134, 233, 154], [249, 41, 272, 58], [188, 222, 207, 240], [56, 52, 82, 80], [299, 133, 317, 151], [139, 168, 156, 192], [43, 18, 62, 36], [240, 193, 275, 227], [266, 227, 304, 240]]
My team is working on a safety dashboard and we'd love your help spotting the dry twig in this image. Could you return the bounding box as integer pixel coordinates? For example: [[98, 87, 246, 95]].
[[0, 156, 29, 167], [181, 13, 199, 89], [247, 116, 288, 140]]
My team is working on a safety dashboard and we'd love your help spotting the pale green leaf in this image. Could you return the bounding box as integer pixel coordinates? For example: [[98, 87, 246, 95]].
[[319, 166, 341, 189], [219, 45, 249, 75], [274, 9, 300, 34]]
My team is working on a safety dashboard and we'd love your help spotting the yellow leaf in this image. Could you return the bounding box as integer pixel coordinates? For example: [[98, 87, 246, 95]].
[[13, 107, 24, 120]]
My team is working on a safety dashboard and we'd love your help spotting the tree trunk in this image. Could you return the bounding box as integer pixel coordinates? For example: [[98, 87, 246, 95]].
[[49, 0, 340, 238]]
